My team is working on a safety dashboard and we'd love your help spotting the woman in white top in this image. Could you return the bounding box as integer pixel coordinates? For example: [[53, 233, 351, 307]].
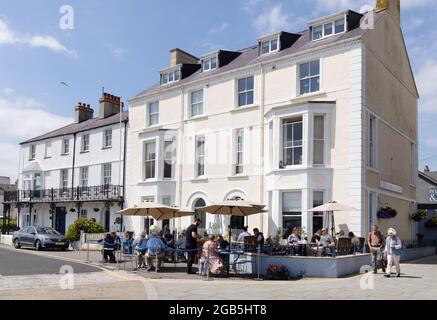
[[384, 228, 402, 278]]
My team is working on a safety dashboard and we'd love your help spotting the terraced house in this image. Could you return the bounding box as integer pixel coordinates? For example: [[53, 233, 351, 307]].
[[126, 0, 418, 240], [3, 93, 128, 234]]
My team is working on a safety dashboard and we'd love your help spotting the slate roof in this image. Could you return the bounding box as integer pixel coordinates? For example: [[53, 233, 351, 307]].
[[134, 10, 384, 99], [21, 111, 128, 145]]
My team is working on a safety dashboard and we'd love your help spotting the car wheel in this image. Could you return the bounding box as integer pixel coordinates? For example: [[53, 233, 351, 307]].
[[35, 240, 42, 251], [13, 239, 21, 249]]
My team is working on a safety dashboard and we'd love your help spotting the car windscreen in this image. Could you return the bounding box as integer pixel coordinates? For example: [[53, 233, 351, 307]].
[[35, 227, 61, 235]]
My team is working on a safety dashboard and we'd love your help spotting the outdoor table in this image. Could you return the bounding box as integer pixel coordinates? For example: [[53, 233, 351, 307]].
[[218, 249, 246, 276]]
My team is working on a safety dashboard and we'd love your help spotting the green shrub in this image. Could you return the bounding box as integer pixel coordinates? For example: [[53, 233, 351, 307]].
[[65, 218, 105, 241], [1, 219, 18, 233]]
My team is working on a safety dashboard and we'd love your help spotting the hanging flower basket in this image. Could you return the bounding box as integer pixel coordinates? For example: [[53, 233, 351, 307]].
[[425, 216, 437, 229], [266, 264, 290, 281], [410, 210, 427, 222], [377, 207, 397, 219]]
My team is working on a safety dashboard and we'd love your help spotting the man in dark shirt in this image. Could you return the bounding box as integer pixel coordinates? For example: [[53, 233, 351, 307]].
[[185, 218, 202, 274], [253, 228, 264, 246]]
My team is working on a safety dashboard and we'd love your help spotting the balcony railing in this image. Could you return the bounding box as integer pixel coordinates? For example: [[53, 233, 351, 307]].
[[3, 185, 123, 203]]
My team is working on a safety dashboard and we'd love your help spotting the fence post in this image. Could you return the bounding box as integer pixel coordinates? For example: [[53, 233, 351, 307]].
[[86, 233, 90, 264], [254, 245, 262, 281]]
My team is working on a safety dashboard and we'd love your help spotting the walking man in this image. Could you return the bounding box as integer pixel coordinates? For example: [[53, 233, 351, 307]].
[[185, 218, 202, 274], [368, 224, 386, 274]]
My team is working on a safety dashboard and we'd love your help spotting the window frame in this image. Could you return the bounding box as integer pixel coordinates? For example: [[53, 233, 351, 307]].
[[298, 60, 320, 96], [60, 169, 69, 190], [368, 115, 378, 169], [237, 76, 255, 107], [202, 56, 218, 72], [282, 118, 304, 167], [311, 16, 346, 41], [144, 141, 157, 180], [260, 36, 280, 55], [282, 191, 303, 235], [148, 102, 160, 127], [103, 129, 113, 149], [160, 68, 181, 85], [80, 167, 89, 187], [45, 142, 52, 158], [190, 89, 204, 118], [81, 134, 90, 153], [29, 144, 36, 160], [313, 114, 326, 166], [195, 135, 206, 178], [163, 140, 174, 179], [102, 163, 112, 186], [62, 138, 70, 155], [235, 128, 244, 175]]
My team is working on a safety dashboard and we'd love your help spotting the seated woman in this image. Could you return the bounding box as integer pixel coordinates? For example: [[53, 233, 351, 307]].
[[200, 235, 225, 276], [287, 227, 302, 256]]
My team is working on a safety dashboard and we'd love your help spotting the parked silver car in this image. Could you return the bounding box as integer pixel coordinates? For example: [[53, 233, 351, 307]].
[[13, 226, 69, 251]]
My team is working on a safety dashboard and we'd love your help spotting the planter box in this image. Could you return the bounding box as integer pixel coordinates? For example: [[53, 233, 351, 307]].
[[400, 247, 436, 262], [240, 253, 371, 278], [0, 235, 13, 246]]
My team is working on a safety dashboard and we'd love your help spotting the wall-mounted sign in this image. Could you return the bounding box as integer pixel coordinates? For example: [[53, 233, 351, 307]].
[[430, 189, 437, 203], [380, 181, 403, 194]]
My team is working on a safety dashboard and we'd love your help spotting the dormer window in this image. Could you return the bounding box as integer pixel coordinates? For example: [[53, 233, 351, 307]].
[[202, 56, 218, 72], [311, 15, 346, 41], [160, 67, 181, 85], [259, 35, 279, 55]]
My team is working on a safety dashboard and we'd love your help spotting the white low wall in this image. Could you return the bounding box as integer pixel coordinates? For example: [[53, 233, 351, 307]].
[[0, 235, 13, 246], [241, 253, 371, 278]]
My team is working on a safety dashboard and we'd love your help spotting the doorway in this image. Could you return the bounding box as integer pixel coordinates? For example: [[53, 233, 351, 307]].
[[55, 207, 66, 235]]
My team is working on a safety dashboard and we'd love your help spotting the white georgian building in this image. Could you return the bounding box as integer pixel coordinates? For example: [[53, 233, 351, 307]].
[[5, 93, 128, 234], [126, 1, 418, 240]]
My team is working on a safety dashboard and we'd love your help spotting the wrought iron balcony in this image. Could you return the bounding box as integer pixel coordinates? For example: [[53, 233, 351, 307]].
[[3, 185, 124, 204]]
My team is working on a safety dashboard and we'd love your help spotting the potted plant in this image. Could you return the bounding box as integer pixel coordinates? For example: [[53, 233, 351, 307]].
[[410, 210, 427, 222], [65, 217, 105, 249], [425, 216, 437, 229], [377, 207, 397, 219], [266, 264, 290, 280]]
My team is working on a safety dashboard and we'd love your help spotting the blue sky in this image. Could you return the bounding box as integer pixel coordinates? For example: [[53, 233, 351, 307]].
[[1, 0, 436, 181]]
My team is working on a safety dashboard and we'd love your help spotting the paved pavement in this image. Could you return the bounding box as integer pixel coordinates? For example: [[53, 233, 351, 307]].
[[1, 245, 436, 300]]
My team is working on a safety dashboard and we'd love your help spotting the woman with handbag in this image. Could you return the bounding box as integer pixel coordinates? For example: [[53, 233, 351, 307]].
[[384, 228, 402, 278]]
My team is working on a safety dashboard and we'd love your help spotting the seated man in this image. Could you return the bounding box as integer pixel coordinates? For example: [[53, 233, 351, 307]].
[[133, 233, 148, 268], [145, 232, 167, 272], [320, 228, 336, 256], [287, 227, 302, 255], [237, 226, 251, 243]]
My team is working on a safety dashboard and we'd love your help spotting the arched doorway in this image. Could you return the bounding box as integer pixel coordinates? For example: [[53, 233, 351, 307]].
[[193, 198, 206, 230]]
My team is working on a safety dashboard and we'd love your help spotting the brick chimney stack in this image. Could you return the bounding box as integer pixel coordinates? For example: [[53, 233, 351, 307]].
[[169, 48, 199, 67], [75, 102, 94, 123], [99, 92, 123, 119]]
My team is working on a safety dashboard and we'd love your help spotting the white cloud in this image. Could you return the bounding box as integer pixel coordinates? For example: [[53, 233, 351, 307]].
[[2, 88, 14, 95], [316, 0, 434, 13], [209, 22, 230, 34], [0, 95, 73, 179], [0, 142, 20, 181], [241, 0, 266, 13], [0, 18, 77, 57], [254, 4, 305, 34], [112, 48, 126, 59], [416, 59, 437, 113]]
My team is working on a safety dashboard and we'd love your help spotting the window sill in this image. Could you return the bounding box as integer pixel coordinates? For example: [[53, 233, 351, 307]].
[[266, 166, 332, 175], [367, 166, 380, 174], [292, 91, 326, 102], [190, 177, 209, 183], [102, 146, 113, 150], [231, 104, 259, 113], [141, 124, 163, 133], [185, 115, 209, 122], [228, 174, 249, 180], [80, 151, 90, 154], [137, 179, 159, 185], [60, 153, 69, 157], [44, 156, 52, 160]]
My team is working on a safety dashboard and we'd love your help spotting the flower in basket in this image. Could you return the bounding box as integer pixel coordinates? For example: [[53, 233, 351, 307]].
[[266, 264, 290, 280], [425, 215, 437, 228], [377, 207, 397, 219], [410, 210, 427, 222]]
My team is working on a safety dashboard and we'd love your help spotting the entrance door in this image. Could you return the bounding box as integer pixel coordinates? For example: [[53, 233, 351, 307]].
[[55, 207, 66, 235], [104, 208, 110, 232]]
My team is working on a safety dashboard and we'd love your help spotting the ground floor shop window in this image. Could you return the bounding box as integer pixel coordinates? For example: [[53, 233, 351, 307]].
[[282, 191, 302, 239], [312, 191, 324, 234]]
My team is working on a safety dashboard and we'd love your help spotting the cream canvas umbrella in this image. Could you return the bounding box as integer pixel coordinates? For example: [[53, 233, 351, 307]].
[[149, 208, 195, 221], [198, 198, 266, 241], [308, 201, 357, 236]]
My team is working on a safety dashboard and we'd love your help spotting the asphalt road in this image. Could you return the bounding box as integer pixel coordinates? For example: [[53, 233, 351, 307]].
[[0, 247, 100, 276]]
